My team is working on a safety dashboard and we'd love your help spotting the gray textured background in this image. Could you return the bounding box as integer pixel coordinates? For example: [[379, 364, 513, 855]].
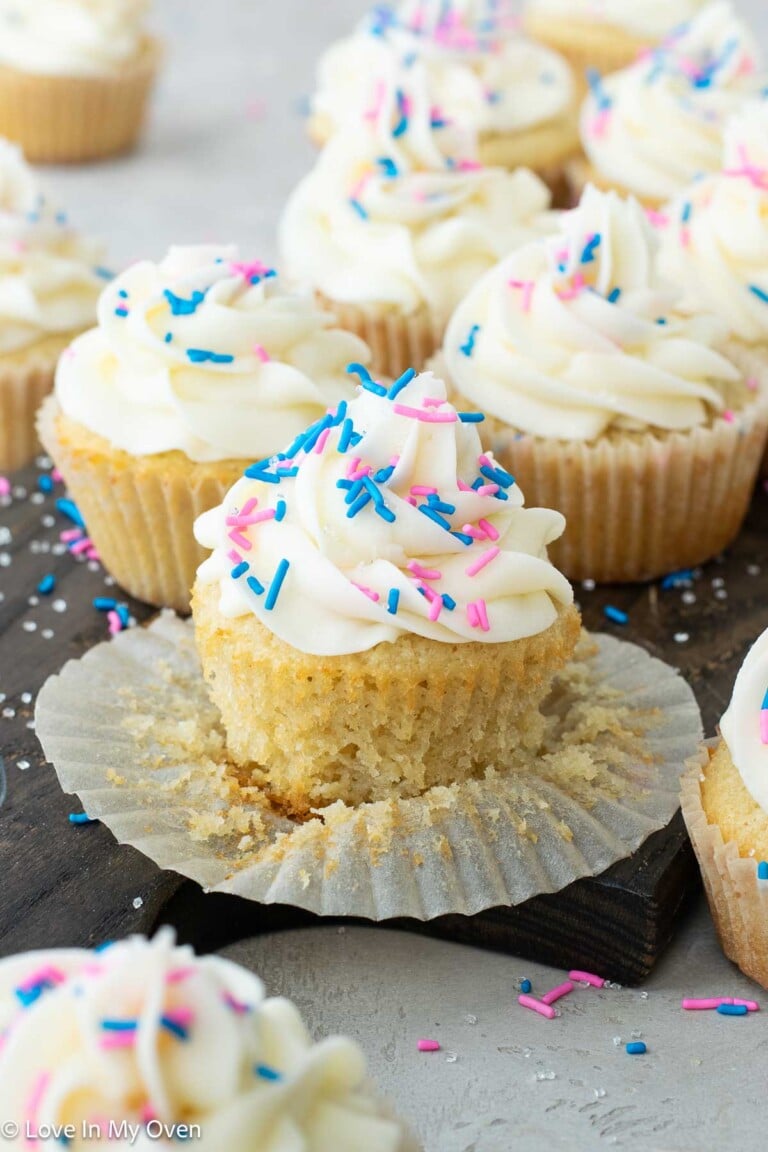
[[42, 3, 768, 1149]]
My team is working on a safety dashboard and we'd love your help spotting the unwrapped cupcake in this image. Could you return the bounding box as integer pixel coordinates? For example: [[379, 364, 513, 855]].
[[440, 184, 768, 583], [0, 0, 160, 163], [572, 1, 765, 209], [310, 0, 580, 190], [682, 628, 768, 991], [38, 246, 370, 613], [193, 366, 579, 818], [281, 56, 552, 380], [0, 139, 105, 471], [523, 0, 709, 78], [0, 929, 416, 1150]]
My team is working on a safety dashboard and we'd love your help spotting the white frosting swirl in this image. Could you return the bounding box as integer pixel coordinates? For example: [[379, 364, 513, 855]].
[[0, 0, 150, 76], [55, 246, 369, 464], [0, 930, 406, 1152], [284, 58, 551, 322], [524, 0, 709, 40], [720, 627, 768, 814], [658, 102, 768, 344], [580, 2, 765, 203], [312, 8, 574, 140], [195, 368, 573, 657], [0, 140, 104, 354], [444, 185, 739, 441]]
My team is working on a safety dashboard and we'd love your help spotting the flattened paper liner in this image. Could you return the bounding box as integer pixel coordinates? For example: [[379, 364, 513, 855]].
[[35, 614, 702, 921]]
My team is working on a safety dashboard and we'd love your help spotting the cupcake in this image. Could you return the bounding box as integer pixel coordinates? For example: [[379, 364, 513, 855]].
[[0, 139, 104, 471], [681, 628, 768, 990], [523, 0, 709, 78], [440, 184, 768, 583], [282, 56, 552, 381], [658, 102, 768, 474], [0, 0, 160, 163], [572, 2, 765, 210], [192, 367, 579, 818], [310, 1, 580, 192], [38, 246, 369, 614], [0, 929, 415, 1150]]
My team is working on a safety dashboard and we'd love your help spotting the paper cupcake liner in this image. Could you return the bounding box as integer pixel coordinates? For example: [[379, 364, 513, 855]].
[[316, 293, 443, 381], [680, 748, 768, 990], [35, 613, 702, 921], [37, 397, 249, 614], [0, 347, 61, 472], [463, 353, 768, 583], [0, 39, 160, 163]]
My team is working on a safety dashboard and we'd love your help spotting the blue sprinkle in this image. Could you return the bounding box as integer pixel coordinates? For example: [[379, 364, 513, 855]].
[[93, 597, 117, 611], [94, 941, 115, 952], [377, 156, 399, 178], [450, 531, 473, 546], [717, 1004, 748, 1016], [626, 1042, 647, 1054], [362, 476, 385, 505], [38, 474, 54, 493], [164, 332, 173, 343], [163, 288, 207, 316], [247, 575, 265, 596], [374, 464, 396, 483], [349, 198, 369, 220], [68, 812, 97, 825], [586, 68, 612, 111], [16, 985, 49, 1008], [604, 606, 629, 626], [231, 561, 249, 579], [186, 348, 235, 364], [758, 861, 768, 881], [338, 418, 355, 454], [347, 491, 372, 518], [388, 368, 416, 399], [762, 688, 768, 710], [458, 412, 484, 423], [428, 497, 456, 515], [656, 317, 668, 325], [347, 362, 387, 395], [661, 569, 693, 589], [37, 574, 55, 595], [460, 324, 481, 358], [374, 502, 396, 523], [94, 266, 114, 280], [748, 284, 768, 305], [55, 497, 85, 528], [332, 400, 348, 427], [581, 233, 602, 264], [101, 1019, 138, 1032], [255, 1064, 283, 1082], [441, 594, 456, 611], [264, 559, 290, 611], [607, 287, 621, 304], [336, 479, 353, 491], [418, 505, 451, 530], [387, 588, 400, 615], [160, 1015, 190, 1041], [393, 88, 409, 137], [520, 979, 532, 994], [479, 463, 515, 489], [116, 604, 130, 627], [302, 414, 334, 453], [114, 307, 129, 318], [349, 430, 364, 448], [275, 499, 287, 522], [118, 289, 129, 299], [244, 461, 280, 483]]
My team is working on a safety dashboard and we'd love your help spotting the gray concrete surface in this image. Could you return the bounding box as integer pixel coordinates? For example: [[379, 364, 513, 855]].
[[41, 2, 768, 1149]]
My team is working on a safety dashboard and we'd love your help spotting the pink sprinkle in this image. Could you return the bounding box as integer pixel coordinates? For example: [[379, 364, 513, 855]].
[[253, 343, 270, 363], [478, 518, 499, 542], [408, 562, 441, 580], [590, 107, 612, 138], [227, 549, 243, 565], [166, 968, 194, 984], [17, 966, 66, 995], [428, 597, 442, 622], [69, 538, 92, 556], [457, 479, 473, 492], [346, 456, 362, 480], [509, 279, 534, 312], [348, 464, 373, 482], [760, 710, 768, 745], [352, 582, 380, 603], [51, 468, 63, 483], [682, 997, 760, 1011], [107, 611, 122, 636], [746, 376, 759, 392], [230, 260, 273, 282], [241, 497, 258, 516], [556, 272, 586, 302], [460, 524, 485, 540], [416, 583, 438, 604], [474, 483, 499, 497], [393, 404, 458, 423], [417, 1039, 441, 1052], [722, 410, 735, 424], [411, 485, 438, 497], [467, 599, 490, 632], [101, 1031, 135, 1050], [518, 994, 556, 1020], [541, 981, 574, 1006], [86, 548, 100, 562], [164, 1007, 194, 1027], [140, 1105, 158, 1124], [423, 397, 447, 408], [466, 546, 500, 578], [314, 427, 331, 454], [223, 991, 251, 1015], [60, 527, 82, 542], [680, 226, 691, 249], [0, 476, 10, 496], [406, 496, 418, 507], [457, 159, 482, 172], [645, 209, 670, 228], [569, 970, 606, 988], [228, 529, 252, 551]]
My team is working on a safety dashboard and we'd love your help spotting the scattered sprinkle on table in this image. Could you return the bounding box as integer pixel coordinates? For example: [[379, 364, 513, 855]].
[[604, 606, 628, 626], [417, 1039, 441, 1052], [626, 1042, 646, 1055]]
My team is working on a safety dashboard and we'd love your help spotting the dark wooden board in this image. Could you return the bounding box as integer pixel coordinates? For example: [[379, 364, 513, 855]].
[[0, 461, 766, 981]]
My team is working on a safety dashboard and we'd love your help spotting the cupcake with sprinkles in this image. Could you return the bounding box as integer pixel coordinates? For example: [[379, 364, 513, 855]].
[[309, 0, 580, 191], [0, 0, 160, 163], [0, 929, 416, 1150], [192, 365, 579, 818], [522, 0, 710, 80], [571, 1, 766, 209], [682, 627, 768, 991], [0, 138, 105, 471], [658, 102, 768, 472], [439, 184, 768, 582], [38, 246, 370, 614], [281, 55, 552, 381]]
